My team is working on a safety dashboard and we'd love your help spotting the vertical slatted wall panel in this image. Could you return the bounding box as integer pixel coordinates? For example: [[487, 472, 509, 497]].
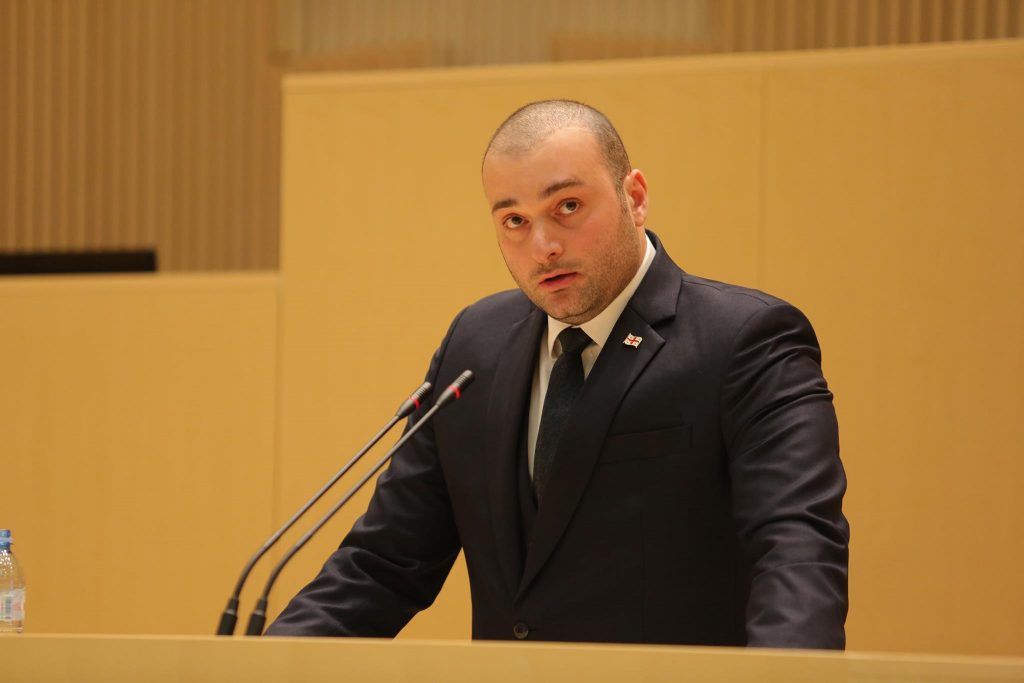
[[708, 0, 1024, 53], [0, 2, 14, 248], [277, 0, 1023, 66], [0, 0, 280, 270]]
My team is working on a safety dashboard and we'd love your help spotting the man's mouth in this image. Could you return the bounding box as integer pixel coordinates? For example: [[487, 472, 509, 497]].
[[538, 271, 578, 290]]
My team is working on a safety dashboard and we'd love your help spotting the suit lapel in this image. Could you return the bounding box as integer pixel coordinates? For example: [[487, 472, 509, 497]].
[[484, 306, 546, 601], [517, 238, 683, 599]]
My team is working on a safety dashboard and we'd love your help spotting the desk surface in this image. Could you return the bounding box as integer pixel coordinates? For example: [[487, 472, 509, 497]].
[[3, 634, 1024, 683]]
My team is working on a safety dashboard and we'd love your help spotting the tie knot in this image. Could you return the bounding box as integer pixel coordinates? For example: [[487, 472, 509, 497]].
[[556, 327, 591, 357]]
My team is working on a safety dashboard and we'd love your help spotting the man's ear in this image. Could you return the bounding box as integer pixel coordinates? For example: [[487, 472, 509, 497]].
[[622, 169, 649, 227]]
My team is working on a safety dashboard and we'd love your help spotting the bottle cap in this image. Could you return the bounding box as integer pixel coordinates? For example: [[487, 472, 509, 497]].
[[0, 529, 9, 546]]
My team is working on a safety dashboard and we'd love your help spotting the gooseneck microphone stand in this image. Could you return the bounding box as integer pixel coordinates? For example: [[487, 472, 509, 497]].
[[244, 370, 474, 636], [215, 381, 433, 636]]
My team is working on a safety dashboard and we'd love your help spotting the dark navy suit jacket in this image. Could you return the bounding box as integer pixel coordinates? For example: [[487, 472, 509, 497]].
[[267, 233, 850, 648]]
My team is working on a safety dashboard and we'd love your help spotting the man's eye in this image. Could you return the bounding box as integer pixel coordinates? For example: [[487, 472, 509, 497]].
[[503, 215, 525, 229], [558, 200, 580, 215]]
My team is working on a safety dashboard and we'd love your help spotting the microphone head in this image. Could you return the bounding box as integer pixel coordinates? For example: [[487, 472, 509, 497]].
[[395, 381, 432, 418], [435, 370, 474, 407]]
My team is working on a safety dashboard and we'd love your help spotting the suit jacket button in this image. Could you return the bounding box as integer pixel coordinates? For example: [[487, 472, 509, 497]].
[[512, 622, 530, 639]]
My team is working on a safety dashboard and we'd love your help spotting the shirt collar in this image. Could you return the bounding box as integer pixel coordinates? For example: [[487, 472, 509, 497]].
[[546, 233, 656, 357]]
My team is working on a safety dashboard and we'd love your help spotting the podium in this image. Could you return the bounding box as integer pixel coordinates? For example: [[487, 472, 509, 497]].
[[3, 635, 1023, 683]]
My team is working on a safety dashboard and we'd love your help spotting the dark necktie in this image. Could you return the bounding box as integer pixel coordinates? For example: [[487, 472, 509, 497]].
[[533, 327, 592, 504]]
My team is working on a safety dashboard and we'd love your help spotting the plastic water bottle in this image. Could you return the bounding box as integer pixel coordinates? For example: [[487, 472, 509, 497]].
[[0, 529, 25, 634]]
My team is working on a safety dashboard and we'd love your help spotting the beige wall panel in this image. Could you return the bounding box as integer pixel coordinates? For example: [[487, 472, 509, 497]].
[[278, 41, 1024, 655], [0, 274, 280, 634], [275, 59, 763, 638], [760, 43, 1024, 655]]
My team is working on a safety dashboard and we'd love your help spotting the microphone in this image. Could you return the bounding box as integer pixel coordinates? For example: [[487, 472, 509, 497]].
[[245, 370, 475, 636], [215, 380, 433, 636]]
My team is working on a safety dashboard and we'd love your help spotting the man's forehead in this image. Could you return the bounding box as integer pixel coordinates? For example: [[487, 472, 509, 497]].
[[484, 126, 600, 168], [483, 157, 595, 204], [481, 127, 611, 212]]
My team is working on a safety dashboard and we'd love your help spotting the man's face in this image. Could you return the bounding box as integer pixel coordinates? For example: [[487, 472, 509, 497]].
[[482, 127, 648, 325]]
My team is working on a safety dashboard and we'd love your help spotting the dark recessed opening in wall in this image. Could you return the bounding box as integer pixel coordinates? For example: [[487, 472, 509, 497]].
[[0, 250, 158, 276]]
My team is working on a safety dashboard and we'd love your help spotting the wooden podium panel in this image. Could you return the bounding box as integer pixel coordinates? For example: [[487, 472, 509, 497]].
[[3, 635, 1024, 683], [0, 274, 280, 635]]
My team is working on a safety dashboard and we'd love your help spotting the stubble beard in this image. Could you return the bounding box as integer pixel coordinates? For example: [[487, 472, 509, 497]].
[[516, 199, 643, 325]]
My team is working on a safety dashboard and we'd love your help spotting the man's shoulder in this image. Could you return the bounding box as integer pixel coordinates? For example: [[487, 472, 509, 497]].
[[455, 288, 537, 327], [672, 271, 815, 339], [432, 289, 538, 370], [436, 288, 537, 347], [645, 235, 799, 326], [680, 272, 793, 316]]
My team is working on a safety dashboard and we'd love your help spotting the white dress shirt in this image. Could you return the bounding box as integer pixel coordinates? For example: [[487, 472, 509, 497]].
[[527, 234, 656, 476]]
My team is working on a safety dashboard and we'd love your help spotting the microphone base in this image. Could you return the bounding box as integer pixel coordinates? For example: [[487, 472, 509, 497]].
[[246, 597, 268, 636], [216, 597, 239, 636]]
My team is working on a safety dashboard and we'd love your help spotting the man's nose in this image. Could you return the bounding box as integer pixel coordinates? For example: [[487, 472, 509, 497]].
[[530, 221, 563, 264]]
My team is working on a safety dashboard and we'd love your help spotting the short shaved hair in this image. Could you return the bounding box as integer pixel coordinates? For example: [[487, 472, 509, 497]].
[[483, 100, 632, 187]]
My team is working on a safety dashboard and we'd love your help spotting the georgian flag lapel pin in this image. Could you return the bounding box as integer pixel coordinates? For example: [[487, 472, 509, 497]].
[[623, 333, 643, 348]]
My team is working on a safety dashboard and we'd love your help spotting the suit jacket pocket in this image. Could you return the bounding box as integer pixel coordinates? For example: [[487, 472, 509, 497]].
[[599, 423, 693, 463]]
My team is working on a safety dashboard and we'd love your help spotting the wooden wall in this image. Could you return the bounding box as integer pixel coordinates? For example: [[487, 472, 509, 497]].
[[279, 0, 1024, 65], [276, 41, 1024, 656], [0, 274, 280, 633], [1, 40, 1021, 658], [0, 0, 280, 270], [2, 1, 1020, 272]]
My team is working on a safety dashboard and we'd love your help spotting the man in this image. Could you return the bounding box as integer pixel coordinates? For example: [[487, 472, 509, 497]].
[[267, 100, 849, 648]]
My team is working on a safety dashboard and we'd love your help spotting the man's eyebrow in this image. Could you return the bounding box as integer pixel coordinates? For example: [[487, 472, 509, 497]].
[[491, 198, 516, 214], [490, 179, 585, 214], [540, 179, 584, 199]]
